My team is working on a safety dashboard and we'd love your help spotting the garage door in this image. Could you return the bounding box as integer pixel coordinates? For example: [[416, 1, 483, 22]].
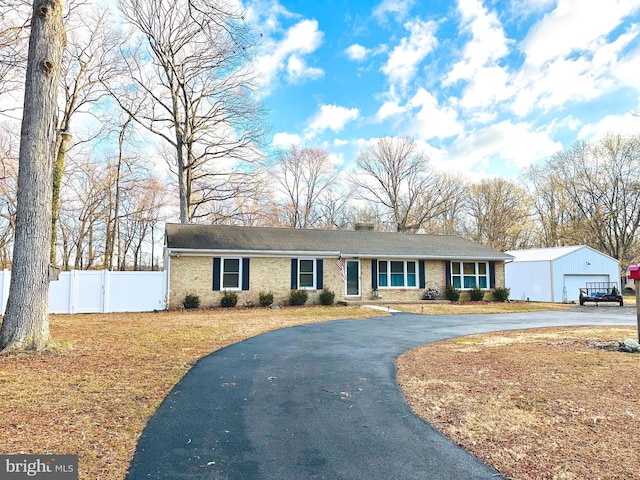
[[563, 274, 609, 302]]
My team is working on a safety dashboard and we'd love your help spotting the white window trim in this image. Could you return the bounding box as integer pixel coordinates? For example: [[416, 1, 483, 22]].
[[221, 257, 243, 290], [451, 261, 489, 290], [298, 258, 316, 290], [377, 260, 419, 289]]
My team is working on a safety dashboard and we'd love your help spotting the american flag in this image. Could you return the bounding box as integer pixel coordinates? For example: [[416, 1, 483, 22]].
[[336, 255, 346, 283]]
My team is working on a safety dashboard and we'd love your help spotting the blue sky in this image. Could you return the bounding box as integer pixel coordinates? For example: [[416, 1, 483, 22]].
[[245, 0, 640, 178]]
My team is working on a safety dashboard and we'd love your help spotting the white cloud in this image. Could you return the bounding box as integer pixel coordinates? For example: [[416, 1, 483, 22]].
[[509, 0, 556, 17], [272, 132, 302, 146], [327, 152, 346, 166], [522, 0, 640, 66], [304, 104, 360, 139], [345, 44, 369, 61], [447, 121, 562, 172], [446, 0, 511, 85], [511, 5, 640, 116], [601, 24, 640, 88], [404, 88, 463, 140], [373, 0, 415, 22], [577, 110, 640, 141], [254, 19, 324, 91], [244, 0, 296, 35], [381, 18, 438, 87], [374, 100, 405, 121], [457, 65, 512, 111], [287, 55, 324, 83]]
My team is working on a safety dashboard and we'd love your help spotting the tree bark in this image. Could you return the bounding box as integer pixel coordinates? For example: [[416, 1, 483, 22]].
[[0, 0, 65, 352]]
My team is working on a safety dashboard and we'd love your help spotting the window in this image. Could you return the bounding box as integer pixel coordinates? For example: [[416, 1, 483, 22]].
[[222, 258, 241, 289], [451, 261, 488, 289], [377, 260, 418, 288], [298, 259, 316, 289], [213, 257, 249, 291]]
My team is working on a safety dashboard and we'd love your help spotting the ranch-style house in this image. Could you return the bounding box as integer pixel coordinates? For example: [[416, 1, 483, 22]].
[[164, 223, 513, 308]]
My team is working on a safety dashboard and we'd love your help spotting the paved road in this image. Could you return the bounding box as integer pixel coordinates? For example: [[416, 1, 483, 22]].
[[126, 307, 636, 480]]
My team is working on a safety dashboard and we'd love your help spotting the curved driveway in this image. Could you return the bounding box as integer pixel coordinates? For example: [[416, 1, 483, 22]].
[[126, 307, 636, 479]]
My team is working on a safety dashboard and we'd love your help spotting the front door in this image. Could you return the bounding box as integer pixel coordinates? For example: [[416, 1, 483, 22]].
[[346, 260, 360, 297]]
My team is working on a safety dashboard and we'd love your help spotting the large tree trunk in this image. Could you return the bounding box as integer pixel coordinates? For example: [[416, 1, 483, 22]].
[[0, 0, 66, 352]]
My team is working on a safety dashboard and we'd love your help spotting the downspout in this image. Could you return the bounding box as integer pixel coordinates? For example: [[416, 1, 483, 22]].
[[549, 260, 555, 303]]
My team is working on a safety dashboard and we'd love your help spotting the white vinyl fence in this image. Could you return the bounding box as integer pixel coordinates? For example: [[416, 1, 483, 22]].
[[0, 270, 167, 315]]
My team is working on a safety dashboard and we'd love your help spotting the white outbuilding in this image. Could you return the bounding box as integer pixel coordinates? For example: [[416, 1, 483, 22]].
[[504, 245, 621, 303]]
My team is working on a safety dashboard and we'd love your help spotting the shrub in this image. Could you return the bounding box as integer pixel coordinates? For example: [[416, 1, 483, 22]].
[[319, 289, 335, 306], [220, 291, 239, 308], [444, 284, 460, 302], [469, 285, 485, 301], [289, 289, 309, 306], [183, 294, 200, 309], [259, 291, 274, 307], [492, 286, 510, 302]]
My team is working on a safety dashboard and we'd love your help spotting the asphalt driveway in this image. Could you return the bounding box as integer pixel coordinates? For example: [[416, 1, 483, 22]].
[[126, 307, 636, 480]]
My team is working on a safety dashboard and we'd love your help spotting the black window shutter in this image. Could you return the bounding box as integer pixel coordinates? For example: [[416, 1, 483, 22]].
[[445, 261, 451, 286], [371, 259, 378, 290], [316, 259, 323, 290], [242, 258, 250, 291], [213, 257, 221, 291], [291, 259, 298, 289], [489, 262, 496, 288], [419, 260, 425, 289]]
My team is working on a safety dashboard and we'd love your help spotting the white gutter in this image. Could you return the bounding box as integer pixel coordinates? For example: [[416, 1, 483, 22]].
[[166, 248, 341, 258], [166, 247, 511, 261]]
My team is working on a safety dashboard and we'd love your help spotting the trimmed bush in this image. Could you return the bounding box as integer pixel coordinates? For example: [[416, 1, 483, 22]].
[[183, 294, 200, 309], [492, 286, 510, 302], [469, 285, 485, 302], [444, 284, 460, 302], [259, 291, 274, 307], [289, 289, 309, 306], [220, 291, 239, 308], [319, 289, 335, 306]]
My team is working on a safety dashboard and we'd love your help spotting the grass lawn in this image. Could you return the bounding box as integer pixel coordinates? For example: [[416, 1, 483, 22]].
[[397, 325, 640, 480], [0, 306, 379, 480], [1, 301, 638, 479]]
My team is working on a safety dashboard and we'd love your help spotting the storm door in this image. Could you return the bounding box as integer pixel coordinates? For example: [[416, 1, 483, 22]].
[[346, 260, 360, 297]]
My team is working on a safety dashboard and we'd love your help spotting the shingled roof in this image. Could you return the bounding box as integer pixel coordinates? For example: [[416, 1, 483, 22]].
[[165, 224, 512, 261]]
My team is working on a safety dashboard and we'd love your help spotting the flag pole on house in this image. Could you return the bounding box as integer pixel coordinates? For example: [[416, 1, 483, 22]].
[[336, 255, 346, 283]]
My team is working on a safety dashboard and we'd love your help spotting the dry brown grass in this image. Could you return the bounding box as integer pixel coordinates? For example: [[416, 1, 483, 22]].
[[0, 306, 378, 480], [397, 326, 640, 480], [2, 303, 638, 480]]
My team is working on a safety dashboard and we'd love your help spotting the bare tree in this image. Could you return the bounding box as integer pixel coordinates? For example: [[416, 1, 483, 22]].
[[540, 135, 640, 268], [351, 137, 448, 232], [272, 146, 339, 228], [1, 0, 66, 352], [117, 175, 167, 270], [50, 4, 127, 264], [113, 0, 267, 223], [196, 167, 278, 226], [463, 177, 533, 251], [56, 156, 110, 269], [522, 162, 572, 247], [420, 173, 467, 235], [314, 187, 352, 230], [0, 1, 31, 115], [0, 124, 19, 267]]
